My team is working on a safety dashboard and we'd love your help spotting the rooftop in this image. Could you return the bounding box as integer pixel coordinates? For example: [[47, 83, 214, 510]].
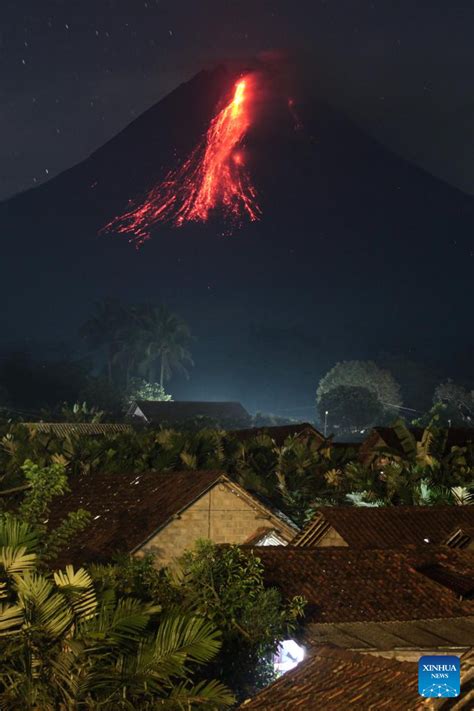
[[229, 422, 324, 446], [250, 546, 474, 623], [239, 645, 436, 710], [47, 469, 295, 567], [23, 422, 133, 437], [293, 506, 474, 548], [48, 469, 226, 565], [130, 400, 250, 425]]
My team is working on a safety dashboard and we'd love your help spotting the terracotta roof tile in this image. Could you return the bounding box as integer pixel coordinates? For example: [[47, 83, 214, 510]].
[[229, 423, 324, 446], [250, 546, 474, 623], [48, 470, 226, 566], [293, 506, 474, 548], [24, 422, 133, 436], [238, 645, 429, 710]]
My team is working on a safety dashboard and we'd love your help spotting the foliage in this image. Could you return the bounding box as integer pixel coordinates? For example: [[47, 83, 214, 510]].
[[134, 304, 194, 387], [127, 377, 173, 403], [316, 360, 402, 415], [433, 379, 474, 426], [0, 517, 234, 709], [0, 460, 91, 562], [59, 401, 105, 423], [81, 300, 194, 392], [0, 419, 472, 534], [318, 385, 384, 434], [172, 541, 306, 701]]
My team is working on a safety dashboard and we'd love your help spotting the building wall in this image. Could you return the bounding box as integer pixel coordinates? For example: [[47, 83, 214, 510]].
[[137, 482, 282, 566], [317, 527, 348, 547]]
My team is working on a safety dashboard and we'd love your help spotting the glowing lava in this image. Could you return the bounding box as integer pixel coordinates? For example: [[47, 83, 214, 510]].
[[103, 76, 260, 245]]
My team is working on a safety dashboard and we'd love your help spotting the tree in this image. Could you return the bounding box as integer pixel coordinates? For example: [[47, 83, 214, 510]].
[[172, 541, 305, 702], [433, 379, 474, 426], [0, 516, 234, 709], [80, 299, 130, 386], [318, 385, 384, 434], [135, 304, 194, 387], [127, 377, 173, 403], [316, 360, 402, 416]]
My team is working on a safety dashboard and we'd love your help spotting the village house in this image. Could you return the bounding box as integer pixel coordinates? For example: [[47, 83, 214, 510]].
[[23, 422, 133, 437], [47, 469, 297, 568], [127, 399, 250, 427], [238, 645, 474, 710], [292, 505, 474, 549], [245, 546, 474, 662], [229, 422, 326, 446]]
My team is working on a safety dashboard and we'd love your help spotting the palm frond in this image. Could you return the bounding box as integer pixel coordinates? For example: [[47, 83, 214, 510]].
[[0, 602, 24, 635], [166, 678, 235, 708], [150, 615, 222, 679], [0, 545, 37, 575]]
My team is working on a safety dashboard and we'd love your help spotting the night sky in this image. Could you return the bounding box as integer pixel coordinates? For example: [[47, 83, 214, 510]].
[[1, 1, 473, 416], [3, 0, 474, 200]]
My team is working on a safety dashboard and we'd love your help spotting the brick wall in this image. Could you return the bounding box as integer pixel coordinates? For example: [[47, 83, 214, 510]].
[[137, 481, 280, 566], [317, 526, 348, 547]]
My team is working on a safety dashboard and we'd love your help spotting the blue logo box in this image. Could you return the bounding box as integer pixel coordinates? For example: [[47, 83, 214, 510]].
[[418, 655, 460, 698]]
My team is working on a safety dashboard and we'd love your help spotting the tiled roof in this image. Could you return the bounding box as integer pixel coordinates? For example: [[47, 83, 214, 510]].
[[444, 525, 474, 549], [229, 423, 325, 446], [47, 470, 295, 567], [238, 645, 429, 710], [417, 563, 474, 598], [293, 506, 474, 548], [131, 400, 250, 424], [250, 546, 474, 623], [23, 422, 133, 436], [48, 470, 225, 565]]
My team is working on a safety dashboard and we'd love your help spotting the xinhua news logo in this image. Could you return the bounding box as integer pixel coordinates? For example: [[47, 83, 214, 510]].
[[418, 655, 460, 698]]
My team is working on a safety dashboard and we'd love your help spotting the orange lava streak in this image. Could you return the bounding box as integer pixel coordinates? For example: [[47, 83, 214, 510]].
[[103, 76, 260, 245]]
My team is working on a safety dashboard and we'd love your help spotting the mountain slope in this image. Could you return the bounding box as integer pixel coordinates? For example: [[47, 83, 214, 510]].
[[1, 65, 472, 411]]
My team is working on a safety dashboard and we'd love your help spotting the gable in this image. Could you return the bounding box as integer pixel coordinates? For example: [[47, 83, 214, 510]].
[[294, 506, 474, 549], [138, 480, 293, 564]]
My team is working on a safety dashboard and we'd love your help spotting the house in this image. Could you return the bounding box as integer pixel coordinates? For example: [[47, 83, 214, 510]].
[[47, 469, 297, 568], [445, 526, 474, 550], [245, 546, 474, 660], [128, 400, 250, 427], [359, 426, 474, 464], [292, 506, 474, 549], [23, 422, 133, 437], [229, 422, 325, 447], [238, 645, 474, 710]]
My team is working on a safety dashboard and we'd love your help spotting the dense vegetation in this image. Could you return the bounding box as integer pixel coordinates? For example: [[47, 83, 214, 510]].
[[1, 417, 472, 527], [0, 403, 472, 707]]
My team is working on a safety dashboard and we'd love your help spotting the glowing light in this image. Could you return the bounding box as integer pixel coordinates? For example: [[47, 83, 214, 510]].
[[103, 75, 260, 245], [274, 639, 305, 674]]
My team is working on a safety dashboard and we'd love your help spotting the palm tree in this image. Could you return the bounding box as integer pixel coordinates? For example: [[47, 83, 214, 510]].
[[135, 304, 194, 387], [80, 299, 131, 386], [0, 515, 234, 709]]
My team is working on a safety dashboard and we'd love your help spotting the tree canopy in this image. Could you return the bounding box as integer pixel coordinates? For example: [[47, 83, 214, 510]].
[[316, 360, 402, 416]]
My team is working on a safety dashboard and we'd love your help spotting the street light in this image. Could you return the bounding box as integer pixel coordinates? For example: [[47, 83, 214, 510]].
[[324, 410, 329, 437]]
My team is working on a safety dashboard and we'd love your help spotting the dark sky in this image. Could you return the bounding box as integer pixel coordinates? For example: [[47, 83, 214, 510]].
[[2, 0, 474, 201]]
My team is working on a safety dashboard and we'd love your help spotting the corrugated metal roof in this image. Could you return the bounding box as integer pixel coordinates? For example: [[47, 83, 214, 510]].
[[306, 617, 474, 651]]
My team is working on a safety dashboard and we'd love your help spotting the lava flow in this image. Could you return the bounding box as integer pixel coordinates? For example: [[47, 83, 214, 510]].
[[103, 75, 260, 245]]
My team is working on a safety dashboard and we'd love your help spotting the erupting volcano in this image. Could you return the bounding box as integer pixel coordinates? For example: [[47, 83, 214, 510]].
[[103, 75, 260, 244]]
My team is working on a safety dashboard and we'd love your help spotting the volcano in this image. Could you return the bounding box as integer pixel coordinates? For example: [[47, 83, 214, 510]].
[[1, 65, 472, 411]]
